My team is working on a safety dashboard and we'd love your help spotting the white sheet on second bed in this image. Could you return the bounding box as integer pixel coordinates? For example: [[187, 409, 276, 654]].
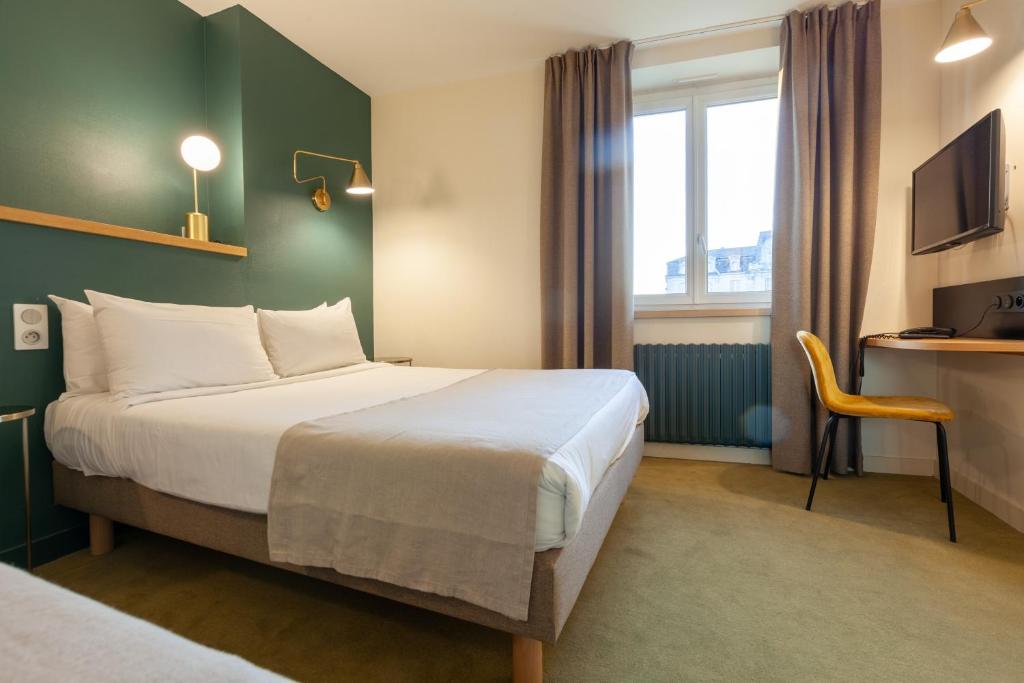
[[45, 362, 648, 551]]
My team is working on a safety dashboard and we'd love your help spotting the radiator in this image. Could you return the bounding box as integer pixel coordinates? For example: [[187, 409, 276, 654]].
[[634, 343, 771, 448]]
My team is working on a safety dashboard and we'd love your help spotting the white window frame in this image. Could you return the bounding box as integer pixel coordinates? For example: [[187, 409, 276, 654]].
[[633, 77, 778, 311]]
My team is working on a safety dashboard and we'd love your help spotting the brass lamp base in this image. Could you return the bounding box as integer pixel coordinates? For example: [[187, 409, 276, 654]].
[[183, 212, 210, 241], [312, 187, 332, 212]]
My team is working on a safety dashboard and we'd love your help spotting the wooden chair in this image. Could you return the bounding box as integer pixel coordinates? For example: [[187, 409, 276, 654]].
[[797, 331, 957, 542]]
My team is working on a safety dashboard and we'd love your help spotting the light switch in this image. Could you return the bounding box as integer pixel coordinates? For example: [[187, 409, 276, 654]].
[[13, 304, 48, 350]]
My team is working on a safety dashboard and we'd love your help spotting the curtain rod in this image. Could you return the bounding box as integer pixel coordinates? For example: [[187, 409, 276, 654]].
[[633, 14, 786, 47]]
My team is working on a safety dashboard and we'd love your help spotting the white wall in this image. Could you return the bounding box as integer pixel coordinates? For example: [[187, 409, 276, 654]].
[[372, 68, 545, 369], [933, 0, 1024, 530], [858, 0, 944, 475], [634, 316, 769, 344]]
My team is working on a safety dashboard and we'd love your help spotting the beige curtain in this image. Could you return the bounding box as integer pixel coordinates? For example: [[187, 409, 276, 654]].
[[541, 41, 635, 370], [771, 1, 882, 475]]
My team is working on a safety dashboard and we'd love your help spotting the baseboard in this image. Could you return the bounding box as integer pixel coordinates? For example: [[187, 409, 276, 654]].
[[863, 455, 936, 476], [950, 468, 1024, 534], [860, 456, 1024, 533], [645, 442, 942, 475], [644, 442, 770, 465], [0, 524, 88, 569]]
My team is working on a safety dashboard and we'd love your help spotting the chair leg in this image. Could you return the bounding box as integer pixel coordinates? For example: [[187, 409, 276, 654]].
[[806, 414, 839, 511], [822, 419, 839, 480], [936, 426, 948, 503], [935, 423, 957, 543]]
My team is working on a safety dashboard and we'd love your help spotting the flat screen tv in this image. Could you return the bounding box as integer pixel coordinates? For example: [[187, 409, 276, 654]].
[[912, 109, 1006, 255]]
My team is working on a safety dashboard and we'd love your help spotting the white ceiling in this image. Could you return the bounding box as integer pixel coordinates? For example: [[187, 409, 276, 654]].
[[179, 0, 805, 95]]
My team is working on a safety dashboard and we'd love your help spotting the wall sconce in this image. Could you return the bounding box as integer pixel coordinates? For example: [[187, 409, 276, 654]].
[[293, 150, 373, 212], [180, 135, 221, 241], [935, 1, 992, 63]]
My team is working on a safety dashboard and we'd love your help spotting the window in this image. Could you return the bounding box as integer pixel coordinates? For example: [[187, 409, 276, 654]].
[[634, 110, 687, 295], [633, 80, 779, 308]]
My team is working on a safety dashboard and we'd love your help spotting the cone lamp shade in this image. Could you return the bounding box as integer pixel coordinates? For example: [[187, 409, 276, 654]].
[[935, 5, 992, 63], [346, 162, 374, 195]]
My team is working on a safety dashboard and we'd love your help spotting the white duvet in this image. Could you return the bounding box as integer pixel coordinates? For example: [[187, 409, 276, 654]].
[[45, 362, 648, 551], [0, 564, 288, 682]]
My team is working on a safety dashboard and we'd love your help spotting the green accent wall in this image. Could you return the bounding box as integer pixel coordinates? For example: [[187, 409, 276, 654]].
[[204, 8, 246, 245], [0, 0, 373, 567], [233, 8, 374, 321], [0, 0, 206, 230]]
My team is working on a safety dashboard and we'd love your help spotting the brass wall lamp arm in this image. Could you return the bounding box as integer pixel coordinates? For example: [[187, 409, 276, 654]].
[[293, 149, 373, 212]]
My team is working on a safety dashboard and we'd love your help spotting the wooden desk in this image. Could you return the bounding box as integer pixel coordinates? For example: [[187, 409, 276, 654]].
[[863, 336, 1024, 356]]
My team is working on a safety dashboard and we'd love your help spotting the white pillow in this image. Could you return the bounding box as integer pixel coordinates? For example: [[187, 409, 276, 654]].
[[255, 302, 325, 354], [257, 298, 366, 377], [85, 290, 278, 398], [48, 295, 109, 396]]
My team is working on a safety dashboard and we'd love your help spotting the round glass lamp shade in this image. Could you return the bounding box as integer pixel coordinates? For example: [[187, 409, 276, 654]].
[[180, 135, 222, 172], [935, 7, 992, 63]]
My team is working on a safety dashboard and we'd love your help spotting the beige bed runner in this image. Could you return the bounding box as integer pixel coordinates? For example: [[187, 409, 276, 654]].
[[267, 368, 634, 620]]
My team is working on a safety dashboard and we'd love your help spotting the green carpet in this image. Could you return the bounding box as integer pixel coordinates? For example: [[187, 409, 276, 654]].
[[37, 458, 1024, 682]]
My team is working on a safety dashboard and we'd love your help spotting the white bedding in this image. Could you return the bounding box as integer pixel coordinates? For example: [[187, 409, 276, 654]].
[[0, 563, 289, 682], [45, 362, 648, 551]]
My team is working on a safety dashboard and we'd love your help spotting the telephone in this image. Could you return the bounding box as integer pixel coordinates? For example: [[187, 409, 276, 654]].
[[898, 327, 956, 339]]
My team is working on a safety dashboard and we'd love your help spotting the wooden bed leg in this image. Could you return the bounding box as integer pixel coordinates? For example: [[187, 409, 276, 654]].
[[89, 515, 114, 556], [512, 635, 542, 683]]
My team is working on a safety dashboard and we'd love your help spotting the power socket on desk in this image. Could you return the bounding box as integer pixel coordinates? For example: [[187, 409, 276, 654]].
[[936, 277, 1024, 339], [994, 291, 1024, 312]]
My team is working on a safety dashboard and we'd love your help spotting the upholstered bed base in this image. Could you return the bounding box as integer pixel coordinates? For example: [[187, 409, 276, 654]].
[[52, 426, 644, 645]]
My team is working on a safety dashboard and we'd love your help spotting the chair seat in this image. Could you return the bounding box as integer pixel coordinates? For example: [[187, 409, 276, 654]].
[[830, 393, 954, 422]]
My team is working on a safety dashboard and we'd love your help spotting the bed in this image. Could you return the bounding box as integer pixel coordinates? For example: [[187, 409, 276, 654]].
[[46, 361, 648, 682], [0, 562, 289, 681]]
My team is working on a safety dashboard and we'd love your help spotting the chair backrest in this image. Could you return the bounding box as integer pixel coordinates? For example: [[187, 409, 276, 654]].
[[795, 331, 846, 412]]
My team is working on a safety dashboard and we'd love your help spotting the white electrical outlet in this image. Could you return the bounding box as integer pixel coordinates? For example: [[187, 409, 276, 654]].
[[13, 304, 48, 350]]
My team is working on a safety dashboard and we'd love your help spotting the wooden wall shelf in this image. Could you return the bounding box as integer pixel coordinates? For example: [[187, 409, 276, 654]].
[[0, 205, 247, 257]]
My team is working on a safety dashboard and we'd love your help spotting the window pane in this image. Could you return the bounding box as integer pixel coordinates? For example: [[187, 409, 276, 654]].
[[705, 98, 778, 294], [633, 110, 686, 295]]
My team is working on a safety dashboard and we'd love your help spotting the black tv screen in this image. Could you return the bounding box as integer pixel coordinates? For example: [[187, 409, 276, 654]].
[[912, 110, 1005, 255]]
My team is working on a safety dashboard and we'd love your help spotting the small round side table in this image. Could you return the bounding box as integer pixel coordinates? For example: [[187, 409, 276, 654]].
[[1, 406, 36, 570]]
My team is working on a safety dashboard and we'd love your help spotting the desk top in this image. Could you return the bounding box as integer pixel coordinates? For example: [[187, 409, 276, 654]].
[[864, 336, 1024, 355]]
